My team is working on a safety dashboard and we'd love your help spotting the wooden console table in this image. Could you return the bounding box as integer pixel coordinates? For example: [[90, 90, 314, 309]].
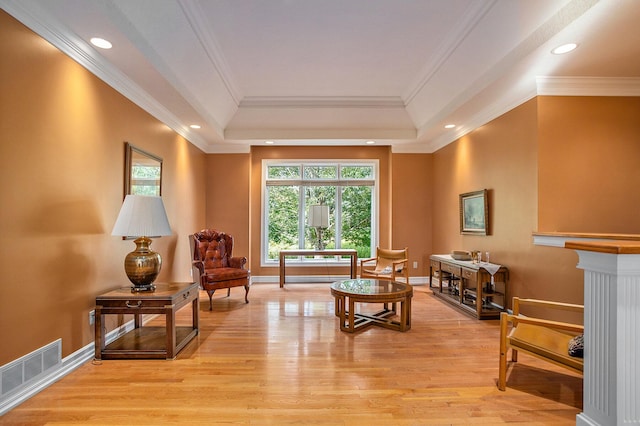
[[429, 254, 508, 319], [94, 282, 199, 360], [279, 249, 358, 288]]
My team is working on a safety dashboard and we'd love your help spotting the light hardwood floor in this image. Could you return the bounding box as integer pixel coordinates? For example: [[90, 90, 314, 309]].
[[2, 284, 582, 425]]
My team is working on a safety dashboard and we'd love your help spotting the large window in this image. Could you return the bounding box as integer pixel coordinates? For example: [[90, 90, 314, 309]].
[[262, 160, 378, 265]]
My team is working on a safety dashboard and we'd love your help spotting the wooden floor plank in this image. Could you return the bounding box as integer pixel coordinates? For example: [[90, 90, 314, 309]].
[[1, 284, 582, 425]]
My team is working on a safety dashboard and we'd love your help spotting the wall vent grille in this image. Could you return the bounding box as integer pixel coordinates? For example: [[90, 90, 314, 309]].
[[0, 339, 61, 398]]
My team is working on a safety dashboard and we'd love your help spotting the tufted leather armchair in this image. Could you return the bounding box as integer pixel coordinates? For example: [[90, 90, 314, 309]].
[[190, 229, 250, 310]]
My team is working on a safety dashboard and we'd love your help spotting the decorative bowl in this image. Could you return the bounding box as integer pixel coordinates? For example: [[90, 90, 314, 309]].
[[451, 250, 472, 261]]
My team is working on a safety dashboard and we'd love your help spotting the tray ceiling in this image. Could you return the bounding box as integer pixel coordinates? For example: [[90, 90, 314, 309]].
[[3, 0, 640, 153]]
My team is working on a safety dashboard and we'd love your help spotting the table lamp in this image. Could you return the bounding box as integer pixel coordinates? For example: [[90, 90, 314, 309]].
[[111, 195, 172, 291], [308, 204, 329, 250]]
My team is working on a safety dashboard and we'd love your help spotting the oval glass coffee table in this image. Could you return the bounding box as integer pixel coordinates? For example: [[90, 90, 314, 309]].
[[330, 279, 413, 332]]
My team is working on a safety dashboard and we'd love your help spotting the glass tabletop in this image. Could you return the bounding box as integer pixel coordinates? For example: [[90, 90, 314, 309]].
[[330, 279, 409, 295]]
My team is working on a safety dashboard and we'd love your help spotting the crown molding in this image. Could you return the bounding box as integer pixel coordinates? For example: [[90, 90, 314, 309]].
[[402, 0, 497, 105], [424, 85, 538, 153], [225, 127, 416, 141], [424, 75, 640, 153], [1, 0, 210, 153], [207, 143, 251, 154], [239, 96, 406, 109], [178, 0, 242, 105], [536, 76, 640, 96]]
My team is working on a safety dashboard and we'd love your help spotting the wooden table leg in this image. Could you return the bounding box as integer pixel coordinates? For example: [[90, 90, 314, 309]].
[[279, 252, 285, 288], [334, 295, 344, 317], [348, 297, 356, 332], [134, 312, 142, 328], [94, 305, 103, 360], [166, 303, 176, 359], [192, 295, 199, 335], [339, 296, 347, 332], [399, 296, 412, 331], [350, 253, 357, 278]]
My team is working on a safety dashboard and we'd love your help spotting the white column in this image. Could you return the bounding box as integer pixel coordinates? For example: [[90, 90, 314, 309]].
[[566, 241, 640, 426]]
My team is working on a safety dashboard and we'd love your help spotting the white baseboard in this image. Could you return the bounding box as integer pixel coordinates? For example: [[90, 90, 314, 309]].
[[0, 320, 136, 415], [251, 275, 429, 285]]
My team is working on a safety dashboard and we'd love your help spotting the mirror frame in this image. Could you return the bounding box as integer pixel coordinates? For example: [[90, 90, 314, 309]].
[[124, 142, 163, 197]]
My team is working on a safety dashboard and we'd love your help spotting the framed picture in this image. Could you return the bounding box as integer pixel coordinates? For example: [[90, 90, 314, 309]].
[[124, 142, 162, 197], [459, 189, 489, 235]]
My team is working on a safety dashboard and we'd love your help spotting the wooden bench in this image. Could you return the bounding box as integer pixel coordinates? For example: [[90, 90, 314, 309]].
[[498, 297, 584, 391]]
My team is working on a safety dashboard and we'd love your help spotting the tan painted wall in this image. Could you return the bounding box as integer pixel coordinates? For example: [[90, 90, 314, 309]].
[[206, 148, 433, 281], [431, 99, 583, 308], [392, 154, 433, 276], [203, 154, 251, 258], [3, 6, 639, 369], [538, 96, 640, 233], [0, 11, 206, 364]]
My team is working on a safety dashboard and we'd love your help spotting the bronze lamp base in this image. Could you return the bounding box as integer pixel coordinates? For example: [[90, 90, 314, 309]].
[[124, 236, 161, 291]]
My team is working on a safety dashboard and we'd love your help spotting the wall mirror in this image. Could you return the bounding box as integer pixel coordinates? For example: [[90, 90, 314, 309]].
[[124, 142, 162, 197]]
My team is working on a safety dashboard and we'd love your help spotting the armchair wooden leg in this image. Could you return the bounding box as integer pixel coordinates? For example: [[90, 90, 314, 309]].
[[206, 290, 215, 311], [226, 288, 231, 297], [244, 285, 250, 303]]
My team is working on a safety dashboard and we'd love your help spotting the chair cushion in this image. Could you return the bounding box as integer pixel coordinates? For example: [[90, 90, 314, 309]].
[[203, 239, 228, 268], [568, 334, 584, 358], [509, 323, 583, 371], [204, 267, 249, 282], [374, 249, 406, 273]]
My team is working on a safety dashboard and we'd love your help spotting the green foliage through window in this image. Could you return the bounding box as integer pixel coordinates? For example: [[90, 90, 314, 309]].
[[264, 161, 376, 262]]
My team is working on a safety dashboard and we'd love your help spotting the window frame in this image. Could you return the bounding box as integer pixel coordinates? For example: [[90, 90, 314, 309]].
[[261, 159, 379, 267]]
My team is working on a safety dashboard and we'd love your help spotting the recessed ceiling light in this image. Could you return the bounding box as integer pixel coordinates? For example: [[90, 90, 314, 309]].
[[551, 43, 577, 55], [444, 124, 456, 129], [265, 140, 274, 144], [189, 124, 201, 129], [90, 37, 112, 49], [366, 140, 375, 144]]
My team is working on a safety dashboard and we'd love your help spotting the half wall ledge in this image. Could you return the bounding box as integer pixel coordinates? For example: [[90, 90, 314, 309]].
[[534, 232, 640, 426], [532, 231, 640, 248]]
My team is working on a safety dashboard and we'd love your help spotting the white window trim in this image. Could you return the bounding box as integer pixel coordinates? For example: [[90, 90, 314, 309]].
[[261, 159, 379, 267]]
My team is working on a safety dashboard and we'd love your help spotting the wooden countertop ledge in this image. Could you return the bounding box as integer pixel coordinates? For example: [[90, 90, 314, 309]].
[[564, 240, 640, 255], [532, 232, 640, 254]]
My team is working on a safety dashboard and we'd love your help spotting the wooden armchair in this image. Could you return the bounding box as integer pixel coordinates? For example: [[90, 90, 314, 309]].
[[498, 297, 584, 391], [360, 247, 409, 283], [190, 229, 250, 311]]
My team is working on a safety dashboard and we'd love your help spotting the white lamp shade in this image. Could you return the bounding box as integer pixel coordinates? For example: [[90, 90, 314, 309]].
[[111, 195, 172, 237], [308, 205, 329, 228]]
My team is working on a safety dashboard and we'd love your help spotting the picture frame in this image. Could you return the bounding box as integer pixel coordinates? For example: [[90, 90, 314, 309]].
[[124, 142, 163, 197], [459, 189, 489, 235]]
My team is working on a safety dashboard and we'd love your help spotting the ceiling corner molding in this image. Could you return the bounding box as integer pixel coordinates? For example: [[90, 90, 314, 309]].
[[207, 143, 251, 154], [177, 0, 242, 104], [224, 127, 415, 141], [424, 85, 538, 153], [239, 96, 406, 109], [536, 76, 640, 96], [1, 0, 210, 152], [391, 143, 432, 154], [403, 0, 497, 105]]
